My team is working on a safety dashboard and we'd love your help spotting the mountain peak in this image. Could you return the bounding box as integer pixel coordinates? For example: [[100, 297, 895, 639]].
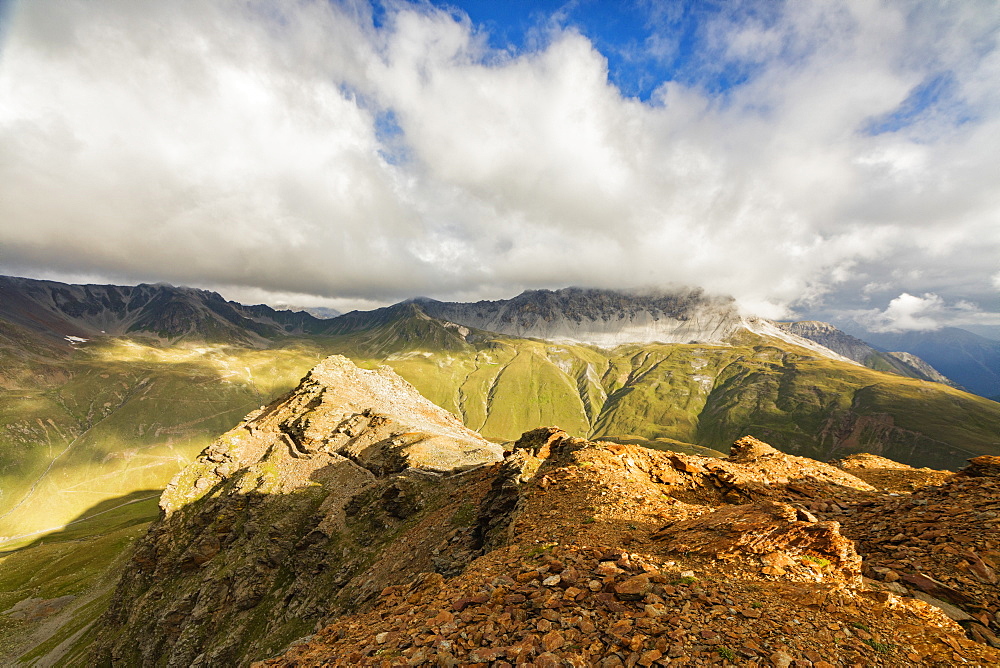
[[415, 286, 742, 347], [778, 320, 960, 387]]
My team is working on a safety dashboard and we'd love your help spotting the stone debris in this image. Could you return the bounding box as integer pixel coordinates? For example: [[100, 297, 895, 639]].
[[2, 596, 75, 622], [254, 431, 1000, 667]]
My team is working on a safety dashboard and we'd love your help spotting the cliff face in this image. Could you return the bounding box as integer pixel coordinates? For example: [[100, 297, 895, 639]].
[[90, 356, 503, 666], [415, 288, 747, 347]]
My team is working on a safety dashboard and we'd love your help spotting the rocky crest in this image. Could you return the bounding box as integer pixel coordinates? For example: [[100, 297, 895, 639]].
[[90, 362, 1000, 666], [777, 320, 957, 387], [414, 288, 747, 347], [255, 430, 1000, 666], [90, 356, 502, 666]]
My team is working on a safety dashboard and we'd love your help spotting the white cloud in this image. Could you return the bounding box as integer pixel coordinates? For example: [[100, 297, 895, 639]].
[[0, 0, 997, 327], [854, 292, 1000, 332], [860, 293, 945, 332]]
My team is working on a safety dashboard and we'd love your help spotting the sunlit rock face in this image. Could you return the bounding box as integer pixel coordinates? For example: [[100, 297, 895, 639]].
[[91, 355, 503, 667]]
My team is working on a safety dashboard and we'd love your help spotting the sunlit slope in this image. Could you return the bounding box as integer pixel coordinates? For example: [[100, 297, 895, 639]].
[[319, 309, 1000, 469], [0, 492, 159, 665], [0, 339, 327, 542], [3, 304, 998, 544]]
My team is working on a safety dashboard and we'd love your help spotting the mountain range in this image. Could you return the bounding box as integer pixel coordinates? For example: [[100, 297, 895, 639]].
[[2, 274, 1000, 664], [845, 325, 1000, 401], [0, 275, 327, 345]]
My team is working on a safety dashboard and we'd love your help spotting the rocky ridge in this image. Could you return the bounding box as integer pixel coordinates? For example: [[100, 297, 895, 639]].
[[256, 430, 1000, 667], [90, 356, 503, 666], [852, 327, 1000, 400]]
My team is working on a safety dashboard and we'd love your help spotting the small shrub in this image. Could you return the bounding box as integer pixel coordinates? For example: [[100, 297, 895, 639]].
[[717, 646, 737, 660], [801, 555, 831, 567], [674, 576, 698, 585], [525, 542, 556, 557], [862, 638, 896, 654], [851, 621, 871, 632], [450, 502, 476, 527]]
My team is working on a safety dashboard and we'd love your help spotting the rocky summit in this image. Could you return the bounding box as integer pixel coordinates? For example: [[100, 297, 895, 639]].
[[85, 356, 1000, 666]]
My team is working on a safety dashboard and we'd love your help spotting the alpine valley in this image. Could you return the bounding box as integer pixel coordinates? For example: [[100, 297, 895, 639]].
[[1, 275, 1000, 666]]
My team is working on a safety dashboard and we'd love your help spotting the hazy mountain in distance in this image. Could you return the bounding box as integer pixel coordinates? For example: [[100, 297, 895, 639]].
[[841, 324, 1000, 400], [777, 320, 958, 387], [274, 304, 342, 319]]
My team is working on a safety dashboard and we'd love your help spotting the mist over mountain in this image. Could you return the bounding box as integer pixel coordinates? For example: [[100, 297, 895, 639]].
[[411, 288, 743, 347]]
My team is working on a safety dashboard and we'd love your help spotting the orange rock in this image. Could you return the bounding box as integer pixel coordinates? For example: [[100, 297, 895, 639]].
[[541, 630, 565, 652]]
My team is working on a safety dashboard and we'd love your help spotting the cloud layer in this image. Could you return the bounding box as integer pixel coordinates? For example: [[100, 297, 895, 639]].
[[0, 0, 998, 326]]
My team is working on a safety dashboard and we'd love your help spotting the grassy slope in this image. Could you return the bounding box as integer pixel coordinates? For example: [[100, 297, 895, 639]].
[[0, 339, 329, 542], [3, 315, 998, 543], [321, 317, 1000, 470], [0, 493, 159, 666], [2, 313, 999, 662]]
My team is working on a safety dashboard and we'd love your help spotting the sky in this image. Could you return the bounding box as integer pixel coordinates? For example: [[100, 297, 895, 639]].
[[0, 0, 998, 334]]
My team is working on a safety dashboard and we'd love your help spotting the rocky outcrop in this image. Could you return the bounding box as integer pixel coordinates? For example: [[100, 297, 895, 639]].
[[653, 501, 863, 585], [90, 356, 503, 667], [257, 431, 1000, 667], [830, 456, 1000, 649], [885, 351, 955, 385]]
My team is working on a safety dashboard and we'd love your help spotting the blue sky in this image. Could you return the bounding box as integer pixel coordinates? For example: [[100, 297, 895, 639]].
[[423, 0, 774, 100], [0, 0, 998, 333]]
